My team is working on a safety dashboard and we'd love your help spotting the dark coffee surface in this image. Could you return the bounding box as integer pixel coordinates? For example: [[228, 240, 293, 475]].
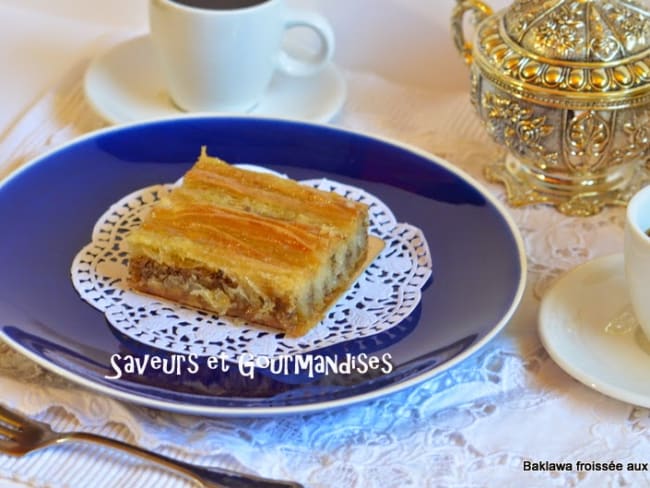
[[171, 0, 268, 9]]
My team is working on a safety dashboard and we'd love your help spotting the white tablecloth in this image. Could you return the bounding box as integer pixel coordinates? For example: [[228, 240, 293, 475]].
[[1, 1, 649, 487]]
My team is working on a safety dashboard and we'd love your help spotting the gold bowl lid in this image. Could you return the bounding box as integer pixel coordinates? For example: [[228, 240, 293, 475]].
[[474, 0, 650, 109]]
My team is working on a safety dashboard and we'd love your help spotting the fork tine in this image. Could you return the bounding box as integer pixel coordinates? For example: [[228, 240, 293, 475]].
[[0, 422, 19, 440], [0, 438, 28, 456], [0, 405, 30, 428]]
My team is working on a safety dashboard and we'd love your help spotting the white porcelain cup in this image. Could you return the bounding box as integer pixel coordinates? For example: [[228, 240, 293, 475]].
[[149, 0, 335, 113], [624, 185, 650, 340]]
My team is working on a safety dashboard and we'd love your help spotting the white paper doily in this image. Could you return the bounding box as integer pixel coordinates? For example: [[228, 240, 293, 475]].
[[71, 172, 432, 361]]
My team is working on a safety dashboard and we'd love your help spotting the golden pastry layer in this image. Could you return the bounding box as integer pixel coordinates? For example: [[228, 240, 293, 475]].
[[127, 148, 369, 337]]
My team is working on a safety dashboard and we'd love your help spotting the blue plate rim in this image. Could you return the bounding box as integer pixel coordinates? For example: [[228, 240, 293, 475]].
[[0, 114, 527, 417]]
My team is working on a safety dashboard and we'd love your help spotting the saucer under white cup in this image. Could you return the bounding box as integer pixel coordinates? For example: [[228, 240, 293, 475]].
[[539, 253, 650, 408], [83, 35, 346, 125]]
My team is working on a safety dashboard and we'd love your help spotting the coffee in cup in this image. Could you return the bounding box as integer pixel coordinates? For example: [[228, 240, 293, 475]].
[[169, 1, 268, 8]]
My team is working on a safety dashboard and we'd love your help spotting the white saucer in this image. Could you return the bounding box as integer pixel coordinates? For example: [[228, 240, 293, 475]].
[[539, 253, 650, 407], [84, 35, 347, 125]]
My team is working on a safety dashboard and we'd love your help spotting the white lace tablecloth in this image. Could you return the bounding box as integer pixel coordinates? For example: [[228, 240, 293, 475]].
[[0, 37, 647, 488]]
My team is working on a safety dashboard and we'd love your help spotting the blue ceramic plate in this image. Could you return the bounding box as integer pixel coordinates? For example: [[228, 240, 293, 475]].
[[0, 116, 526, 416]]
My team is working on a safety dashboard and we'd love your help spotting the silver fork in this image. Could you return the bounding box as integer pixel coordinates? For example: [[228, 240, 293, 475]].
[[0, 404, 302, 488]]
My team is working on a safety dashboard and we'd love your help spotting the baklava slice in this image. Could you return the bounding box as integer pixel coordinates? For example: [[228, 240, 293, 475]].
[[126, 148, 369, 337]]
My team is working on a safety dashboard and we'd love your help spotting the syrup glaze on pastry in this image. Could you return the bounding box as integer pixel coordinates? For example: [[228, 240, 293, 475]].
[[127, 148, 369, 337]]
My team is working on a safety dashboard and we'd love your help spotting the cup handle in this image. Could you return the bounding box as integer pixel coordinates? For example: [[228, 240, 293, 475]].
[[451, 0, 493, 66], [277, 10, 335, 77]]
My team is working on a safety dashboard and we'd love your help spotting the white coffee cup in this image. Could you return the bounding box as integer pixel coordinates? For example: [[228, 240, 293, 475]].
[[624, 185, 650, 340], [149, 0, 335, 113]]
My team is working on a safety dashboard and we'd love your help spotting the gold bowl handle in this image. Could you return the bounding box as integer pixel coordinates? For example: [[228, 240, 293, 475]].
[[451, 0, 493, 65]]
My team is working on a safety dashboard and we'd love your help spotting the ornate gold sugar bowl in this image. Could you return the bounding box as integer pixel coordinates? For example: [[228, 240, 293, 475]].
[[452, 0, 650, 216]]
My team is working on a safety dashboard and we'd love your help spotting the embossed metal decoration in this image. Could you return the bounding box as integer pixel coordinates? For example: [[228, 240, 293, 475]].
[[452, 0, 650, 216]]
